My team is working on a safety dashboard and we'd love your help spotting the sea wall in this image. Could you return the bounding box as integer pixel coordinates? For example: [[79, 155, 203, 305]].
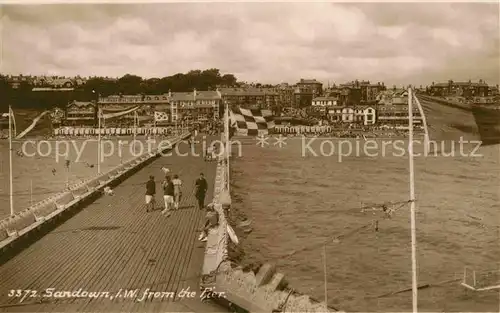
[[0, 133, 191, 252], [201, 148, 342, 312]]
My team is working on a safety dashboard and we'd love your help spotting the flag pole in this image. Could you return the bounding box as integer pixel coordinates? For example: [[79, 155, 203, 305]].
[[225, 101, 230, 192], [65, 158, 70, 189], [412, 94, 430, 154], [9, 105, 14, 216], [134, 111, 137, 142], [323, 244, 328, 310], [408, 87, 418, 313], [97, 108, 101, 174], [30, 179, 33, 207]]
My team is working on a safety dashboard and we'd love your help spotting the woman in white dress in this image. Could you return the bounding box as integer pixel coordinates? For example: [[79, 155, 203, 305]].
[[172, 174, 182, 210]]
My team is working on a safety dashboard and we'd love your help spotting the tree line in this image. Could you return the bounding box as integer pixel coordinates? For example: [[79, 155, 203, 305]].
[[0, 69, 239, 112]]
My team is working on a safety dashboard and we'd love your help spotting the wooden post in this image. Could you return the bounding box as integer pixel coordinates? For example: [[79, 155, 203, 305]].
[[323, 244, 328, 310], [30, 179, 33, 207], [8, 105, 14, 216], [408, 87, 418, 313], [97, 108, 101, 174]]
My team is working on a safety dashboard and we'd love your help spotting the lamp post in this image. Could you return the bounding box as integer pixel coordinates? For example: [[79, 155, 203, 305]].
[[93, 90, 101, 175]]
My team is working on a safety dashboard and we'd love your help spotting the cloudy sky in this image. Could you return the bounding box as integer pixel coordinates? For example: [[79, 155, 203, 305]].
[[1, 2, 499, 86]]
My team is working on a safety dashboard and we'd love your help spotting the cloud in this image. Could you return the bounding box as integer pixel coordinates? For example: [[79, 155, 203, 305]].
[[1, 3, 498, 86]]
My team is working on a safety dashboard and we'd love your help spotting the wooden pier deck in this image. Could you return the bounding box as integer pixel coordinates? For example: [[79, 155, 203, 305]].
[[0, 140, 223, 312]]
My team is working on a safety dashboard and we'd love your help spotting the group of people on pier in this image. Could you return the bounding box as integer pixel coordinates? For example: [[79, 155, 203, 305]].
[[144, 172, 207, 213], [143, 132, 219, 242]]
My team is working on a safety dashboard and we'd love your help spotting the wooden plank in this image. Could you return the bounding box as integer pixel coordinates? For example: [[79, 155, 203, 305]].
[[0, 137, 218, 312]]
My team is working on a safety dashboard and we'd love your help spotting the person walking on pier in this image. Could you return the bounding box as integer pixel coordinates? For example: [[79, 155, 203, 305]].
[[161, 175, 174, 216], [172, 174, 183, 210], [194, 173, 208, 210], [145, 175, 156, 212]]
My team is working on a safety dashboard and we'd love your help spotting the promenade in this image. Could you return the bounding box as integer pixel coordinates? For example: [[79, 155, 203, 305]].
[[0, 138, 223, 312]]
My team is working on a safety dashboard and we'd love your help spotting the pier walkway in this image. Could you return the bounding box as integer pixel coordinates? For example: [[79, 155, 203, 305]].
[[0, 140, 222, 312]]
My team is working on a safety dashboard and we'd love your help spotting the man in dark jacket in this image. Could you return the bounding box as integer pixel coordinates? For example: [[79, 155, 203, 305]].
[[194, 173, 208, 210], [145, 175, 156, 212]]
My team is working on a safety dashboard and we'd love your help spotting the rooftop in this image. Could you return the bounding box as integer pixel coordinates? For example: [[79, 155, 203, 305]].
[[219, 87, 278, 96], [312, 96, 339, 101], [170, 90, 221, 101], [433, 80, 489, 87], [298, 79, 322, 85], [67, 101, 95, 108]]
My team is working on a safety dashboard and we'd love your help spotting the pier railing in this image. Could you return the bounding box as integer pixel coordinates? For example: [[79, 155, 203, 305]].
[[0, 133, 191, 252], [201, 138, 340, 312]]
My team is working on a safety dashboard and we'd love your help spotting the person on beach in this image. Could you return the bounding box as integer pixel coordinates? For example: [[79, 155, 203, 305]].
[[194, 173, 208, 210], [172, 174, 182, 210], [198, 203, 219, 242], [145, 175, 156, 212], [161, 175, 174, 216]]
